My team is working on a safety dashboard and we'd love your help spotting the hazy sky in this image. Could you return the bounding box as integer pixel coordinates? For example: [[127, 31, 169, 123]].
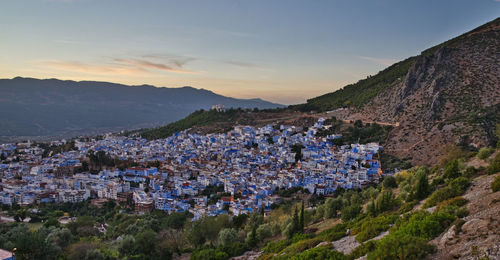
[[1, 0, 499, 104]]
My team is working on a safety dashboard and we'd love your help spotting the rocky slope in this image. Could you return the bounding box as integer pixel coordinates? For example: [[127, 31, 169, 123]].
[[428, 173, 499, 259], [303, 18, 500, 165]]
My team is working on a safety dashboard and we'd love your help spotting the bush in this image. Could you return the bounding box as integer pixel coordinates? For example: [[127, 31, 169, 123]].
[[317, 223, 347, 242], [424, 187, 456, 208], [341, 204, 362, 221], [488, 153, 500, 175], [436, 197, 468, 210], [448, 177, 470, 194], [382, 176, 397, 189], [218, 228, 239, 246], [262, 239, 291, 254], [191, 248, 228, 260], [288, 246, 347, 260], [367, 232, 435, 260], [477, 147, 493, 160], [425, 177, 470, 208], [276, 238, 322, 256], [492, 175, 500, 192], [353, 214, 399, 242], [395, 211, 454, 240], [444, 160, 461, 179]]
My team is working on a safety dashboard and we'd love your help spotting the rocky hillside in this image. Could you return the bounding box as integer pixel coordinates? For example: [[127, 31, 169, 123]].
[[296, 18, 500, 165]]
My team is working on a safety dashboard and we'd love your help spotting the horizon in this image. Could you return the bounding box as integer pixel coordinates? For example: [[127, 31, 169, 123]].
[[0, 0, 499, 104]]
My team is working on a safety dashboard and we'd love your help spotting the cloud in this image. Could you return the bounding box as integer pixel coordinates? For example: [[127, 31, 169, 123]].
[[358, 56, 398, 66], [41, 60, 150, 75], [39, 54, 197, 76], [114, 58, 195, 74], [224, 61, 261, 68]]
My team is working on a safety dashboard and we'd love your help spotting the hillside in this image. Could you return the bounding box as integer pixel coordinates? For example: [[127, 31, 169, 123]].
[[0, 77, 282, 142], [293, 17, 500, 165]]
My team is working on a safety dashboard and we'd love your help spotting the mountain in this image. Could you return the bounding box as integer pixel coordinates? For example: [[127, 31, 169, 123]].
[[0, 77, 283, 142], [293, 17, 500, 165]]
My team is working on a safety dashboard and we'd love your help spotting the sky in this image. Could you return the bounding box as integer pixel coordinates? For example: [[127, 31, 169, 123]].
[[0, 0, 499, 104]]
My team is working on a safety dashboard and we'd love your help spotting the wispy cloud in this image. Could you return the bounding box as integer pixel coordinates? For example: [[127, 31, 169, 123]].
[[224, 61, 261, 68], [358, 56, 397, 66], [38, 54, 197, 76]]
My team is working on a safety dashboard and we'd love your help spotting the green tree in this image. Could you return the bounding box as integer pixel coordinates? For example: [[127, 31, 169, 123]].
[[444, 159, 460, 179], [218, 228, 239, 246], [415, 171, 430, 200], [382, 175, 397, 188], [134, 229, 157, 256], [118, 235, 136, 256], [341, 204, 362, 221], [299, 201, 305, 232]]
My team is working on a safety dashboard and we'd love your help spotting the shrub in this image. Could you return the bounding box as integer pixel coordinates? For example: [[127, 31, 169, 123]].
[[367, 233, 435, 260], [262, 239, 291, 254], [353, 214, 399, 242], [477, 147, 493, 160], [425, 177, 470, 208], [448, 177, 470, 194], [289, 246, 347, 260], [424, 187, 456, 208], [444, 159, 460, 179], [218, 228, 239, 246], [382, 176, 397, 189], [492, 175, 500, 192], [191, 248, 228, 260], [436, 196, 468, 210], [317, 223, 347, 241], [278, 238, 322, 255], [488, 153, 500, 175], [395, 211, 454, 240], [341, 204, 362, 221]]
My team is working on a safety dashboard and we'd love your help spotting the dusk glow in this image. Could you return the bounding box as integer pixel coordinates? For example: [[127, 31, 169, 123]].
[[1, 0, 498, 104]]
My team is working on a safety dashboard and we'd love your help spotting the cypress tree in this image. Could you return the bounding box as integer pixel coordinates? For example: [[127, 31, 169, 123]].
[[299, 200, 305, 232]]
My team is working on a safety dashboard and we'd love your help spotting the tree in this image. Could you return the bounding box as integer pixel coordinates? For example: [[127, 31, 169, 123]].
[[299, 201, 305, 232], [443, 159, 460, 179], [15, 230, 59, 260], [118, 235, 135, 256], [382, 176, 397, 188], [232, 214, 248, 230], [341, 204, 362, 221], [292, 206, 299, 234], [256, 224, 272, 241], [218, 228, 239, 246], [134, 229, 157, 256], [15, 209, 27, 222], [415, 171, 430, 200], [246, 223, 258, 247]]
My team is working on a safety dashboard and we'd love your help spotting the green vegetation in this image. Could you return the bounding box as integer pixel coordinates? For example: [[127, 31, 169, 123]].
[[477, 147, 493, 160], [317, 119, 393, 146], [290, 57, 415, 112], [492, 175, 500, 192], [487, 152, 500, 175], [140, 108, 249, 139]]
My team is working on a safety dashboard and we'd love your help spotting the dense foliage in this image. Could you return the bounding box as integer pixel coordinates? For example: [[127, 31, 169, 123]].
[[290, 57, 415, 112]]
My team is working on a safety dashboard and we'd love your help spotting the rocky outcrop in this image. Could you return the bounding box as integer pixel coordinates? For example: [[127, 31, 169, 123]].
[[343, 18, 500, 165]]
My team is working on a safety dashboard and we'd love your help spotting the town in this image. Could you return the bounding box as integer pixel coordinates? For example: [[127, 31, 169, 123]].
[[0, 118, 383, 221]]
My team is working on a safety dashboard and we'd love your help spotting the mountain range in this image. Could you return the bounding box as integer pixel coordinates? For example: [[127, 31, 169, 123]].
[[0, 77, 282, 142]]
